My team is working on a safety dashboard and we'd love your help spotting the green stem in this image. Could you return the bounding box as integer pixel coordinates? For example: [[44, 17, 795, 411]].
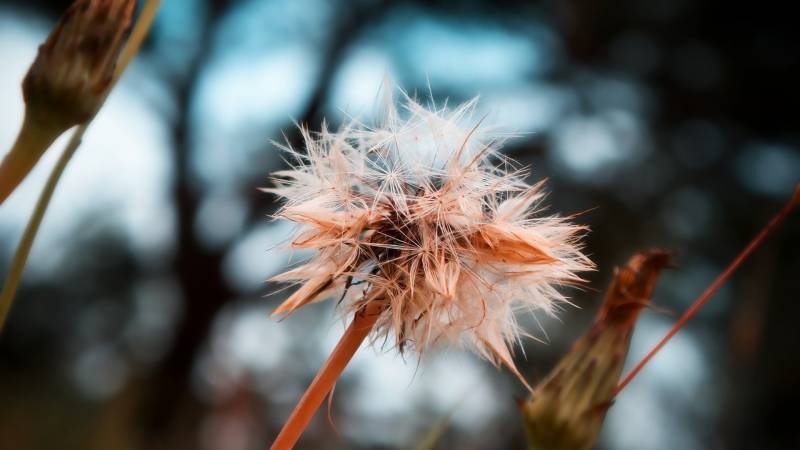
[[0, 113, 62, 204], [0, 0, 162, 333]]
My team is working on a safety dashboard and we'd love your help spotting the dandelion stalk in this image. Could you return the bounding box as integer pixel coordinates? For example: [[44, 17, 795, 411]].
[[0, 0, 161, 332], [271, 301, 383, 450], [267, 89, 593, 447], [614, 184, 800, 394], [1, 0, 137, 204]]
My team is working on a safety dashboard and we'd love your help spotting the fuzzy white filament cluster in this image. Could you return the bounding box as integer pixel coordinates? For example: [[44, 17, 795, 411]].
[[266, 90, 593, 382]]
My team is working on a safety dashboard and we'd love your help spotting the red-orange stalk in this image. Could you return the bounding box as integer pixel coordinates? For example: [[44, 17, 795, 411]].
[[615, 184, 799, 395], [271, 302, 382, 450]]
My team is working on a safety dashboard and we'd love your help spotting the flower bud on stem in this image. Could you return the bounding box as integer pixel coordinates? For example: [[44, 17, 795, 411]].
[[521, 250, 670, 450], [0, 0, 161, 332], [0, 0, 135, 205]]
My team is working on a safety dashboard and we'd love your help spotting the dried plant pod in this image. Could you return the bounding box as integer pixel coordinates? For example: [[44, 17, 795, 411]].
[[0, 0, 135, 204], [23, 0, 135, 132], [521, 250, 670, 450]]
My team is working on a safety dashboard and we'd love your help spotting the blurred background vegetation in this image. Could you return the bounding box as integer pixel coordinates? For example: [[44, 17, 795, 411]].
[[0, 0, 798, 449]]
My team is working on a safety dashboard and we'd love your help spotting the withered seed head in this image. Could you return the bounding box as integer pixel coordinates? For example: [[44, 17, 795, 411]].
[[521, 250, 670, 450], [267, 91, 594, 382], [22, 0, 135, 132]]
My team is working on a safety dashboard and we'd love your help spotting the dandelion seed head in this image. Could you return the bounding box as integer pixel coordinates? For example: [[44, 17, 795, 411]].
[[266, 87, 593, 379]]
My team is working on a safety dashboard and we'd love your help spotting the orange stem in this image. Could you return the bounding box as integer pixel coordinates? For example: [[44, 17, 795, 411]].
[[615, 184, 799, 395], [271, 302, 382, 450]]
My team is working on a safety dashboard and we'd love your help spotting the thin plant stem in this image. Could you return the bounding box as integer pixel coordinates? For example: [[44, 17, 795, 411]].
[[0, 113, 61, 204], [117, 0, 161, 77], [271, 302, 383, 450], [614, 184, 799, 395], [0, 0, 162, 332], [0, 128, 83, 330]]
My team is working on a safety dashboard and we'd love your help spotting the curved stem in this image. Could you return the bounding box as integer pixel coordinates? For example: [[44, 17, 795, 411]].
[[0, 0, 162, 332], [614, 185, 799, 395], [0, 128, 83, 331], [271, 302, 382, 450]]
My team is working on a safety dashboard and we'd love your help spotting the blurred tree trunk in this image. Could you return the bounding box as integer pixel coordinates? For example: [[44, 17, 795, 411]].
[[135, 2, 232, 449], [87, 2, 232, 449]]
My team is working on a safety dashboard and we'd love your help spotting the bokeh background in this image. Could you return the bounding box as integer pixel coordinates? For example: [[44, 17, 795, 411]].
[[1, 0, 799, 449]]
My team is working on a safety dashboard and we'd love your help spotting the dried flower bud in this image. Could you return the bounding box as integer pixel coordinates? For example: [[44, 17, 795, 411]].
[[521, 250, 670, 450], [22, 0, 134, 132]]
